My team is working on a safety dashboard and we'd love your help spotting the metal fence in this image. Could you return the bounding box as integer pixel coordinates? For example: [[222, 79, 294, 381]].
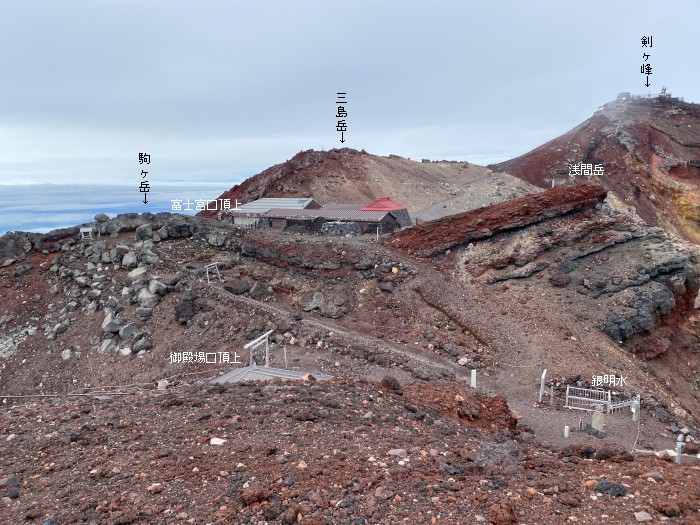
[[565, 386, 611, 413], [609, 394, 641, 414]]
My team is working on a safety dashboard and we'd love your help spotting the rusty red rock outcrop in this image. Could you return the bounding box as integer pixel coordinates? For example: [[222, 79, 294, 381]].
[[390, 184, 607, 257]]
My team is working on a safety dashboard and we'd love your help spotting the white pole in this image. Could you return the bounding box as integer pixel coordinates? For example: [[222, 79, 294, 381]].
[[265, 337, 269, 368], [376, 227, 379, 243], [550, 385, 554, 407], [284, 345, 287, 369], [564, 426, 570, 439], [676, 439, 683, 464], [470, 369, 477, 389], [539, 369, 547, 403]]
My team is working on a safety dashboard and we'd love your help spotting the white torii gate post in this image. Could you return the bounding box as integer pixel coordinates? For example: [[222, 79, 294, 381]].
[[244, 329, 274, 367]]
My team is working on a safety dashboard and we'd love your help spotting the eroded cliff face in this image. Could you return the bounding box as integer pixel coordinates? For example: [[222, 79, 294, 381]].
[[389, 184, 700, 359], [493, 95, 700, 244]]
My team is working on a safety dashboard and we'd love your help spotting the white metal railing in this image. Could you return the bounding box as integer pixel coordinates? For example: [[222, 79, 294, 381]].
[[610, 394, 641, 414], [565, 386, 611, 413]]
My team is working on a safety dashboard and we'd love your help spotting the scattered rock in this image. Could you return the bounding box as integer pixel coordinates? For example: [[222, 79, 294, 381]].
[[121, 252, 138, 269], [176, 292, 197, 324], [148, 279, 168, 296], [474, 440, 521, 474], [133, 338, 153, 352], [101, 312, 122, 333], [135, 223, 153, 241], [118, 322, 139, 340], [14, 263, 32, 277], [597, 480, 627, 497], [224, 279, 250, 295], [634, 511, 653, 522], [489, 499, 516, 525], [135, 308, 153, 321], [0, 475, 18, 488], [378, 281, 394, 293], [98, 340, 116, 353], [137, 289, 159, 308], [128, 267, 148, 279]]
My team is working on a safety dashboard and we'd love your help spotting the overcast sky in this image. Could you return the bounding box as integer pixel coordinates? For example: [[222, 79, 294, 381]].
[[0, 0, 698, 188]]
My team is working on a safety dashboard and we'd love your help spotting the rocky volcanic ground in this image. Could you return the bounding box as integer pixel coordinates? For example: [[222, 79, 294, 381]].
[[2, 177, 700, 523], [3, 379, 700, 525]]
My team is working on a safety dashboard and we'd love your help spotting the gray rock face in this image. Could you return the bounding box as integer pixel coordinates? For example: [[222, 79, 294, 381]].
[[94, 213, 109, 222], [0, 232, 31, 267], [101, 311, 122, 333], [137, 289, 159, 308], [297, 290, 348, 319]]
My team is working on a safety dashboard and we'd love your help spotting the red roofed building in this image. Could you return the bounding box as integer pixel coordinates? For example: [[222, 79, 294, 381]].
[[361, 197, 411, 227]]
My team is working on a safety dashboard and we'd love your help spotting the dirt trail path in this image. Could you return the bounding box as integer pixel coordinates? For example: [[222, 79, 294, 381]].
[[208, 283, 471, 380]]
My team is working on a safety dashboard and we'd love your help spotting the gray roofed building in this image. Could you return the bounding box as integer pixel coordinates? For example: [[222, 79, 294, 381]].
[[208, 364, 333, 384], [263, 208, 392, 222], [321, 203, 365, 210], [236, 197, 320, 214], [221, 197, 320, 226]]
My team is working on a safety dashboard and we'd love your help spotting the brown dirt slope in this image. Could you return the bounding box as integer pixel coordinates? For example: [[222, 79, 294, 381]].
[[492, 95, 700, 243]]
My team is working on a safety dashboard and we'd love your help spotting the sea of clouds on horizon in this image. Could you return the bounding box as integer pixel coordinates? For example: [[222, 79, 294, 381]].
[[0, 183, 233, 235]]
